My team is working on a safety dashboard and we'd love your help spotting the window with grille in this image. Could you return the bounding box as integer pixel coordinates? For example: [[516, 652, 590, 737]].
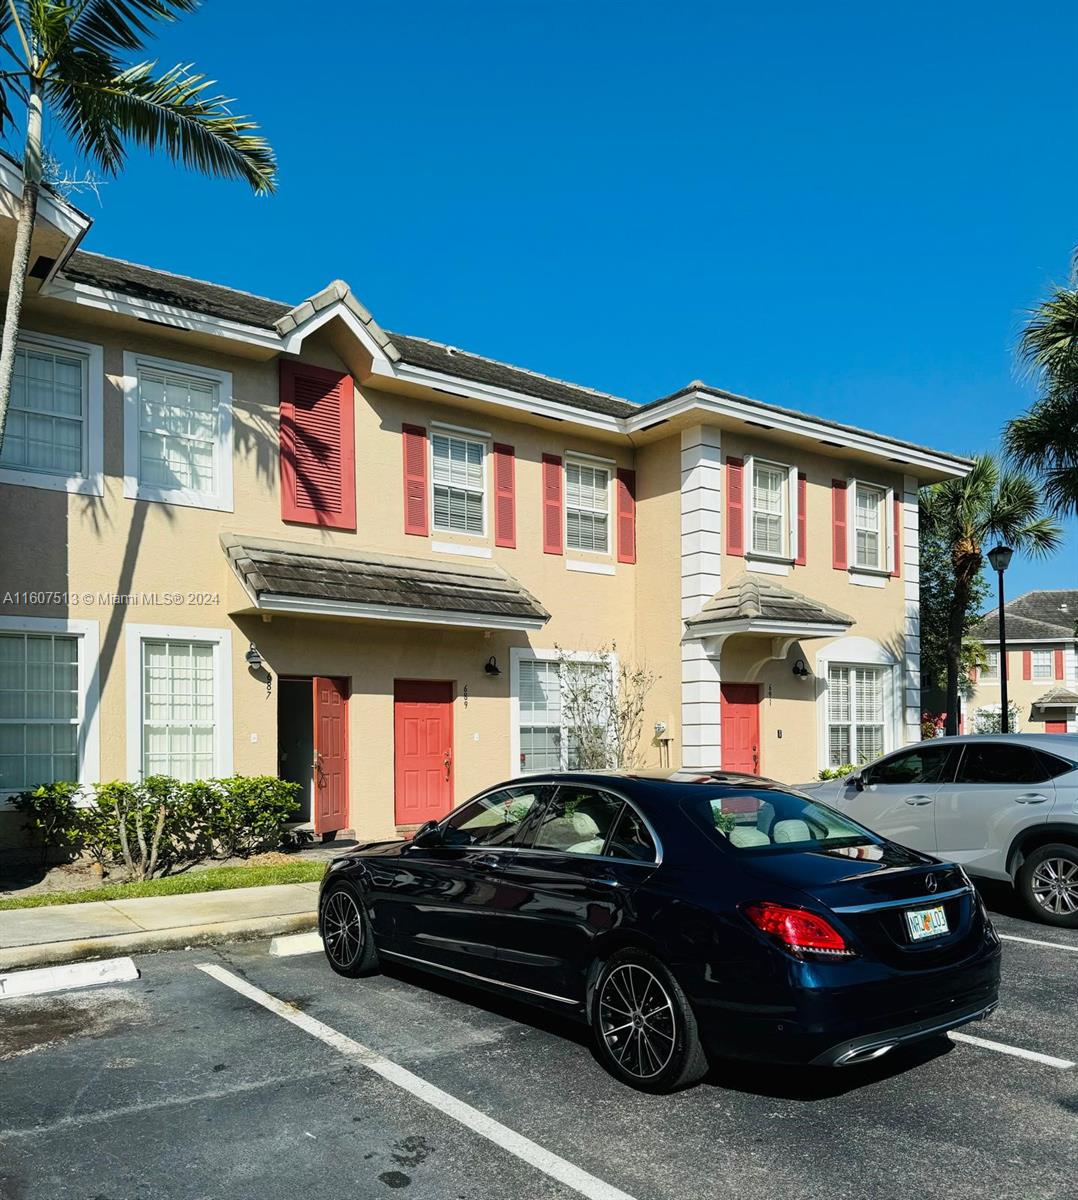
[[984, 650, 1000, 680], [431, 433, 485, 535], [142, 640, 216, 781], [517, 656, 609, 772], [0, 342, 87, 478], [138, 365, 217, 494], [853, 483, 885, 570], [750, 460, 789, 556], [827, 664, 886, 767], [0, 633, 79, 791], [1031, 649, 1053, 680], [565, 460, 610, 553]]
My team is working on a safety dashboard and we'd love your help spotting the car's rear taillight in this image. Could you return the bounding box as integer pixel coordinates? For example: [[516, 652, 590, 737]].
[[741, 901, 855, 958]]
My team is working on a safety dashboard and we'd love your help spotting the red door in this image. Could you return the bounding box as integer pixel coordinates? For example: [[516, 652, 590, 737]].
[[1046, 721, 1068, 734], [721, 683, 761, 775], [394, 680, 454, 826], [313, 676, 349, 835]]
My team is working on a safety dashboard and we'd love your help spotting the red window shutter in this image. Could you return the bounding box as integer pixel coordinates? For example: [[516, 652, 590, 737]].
[[725, 458, 744, 556], [279, 361, 355, 530], [1022, 651, 1032, 680], [493, 443, 516, 548], [402, 424, 429, 536], [1055, 649, 1065, 680], [795, 472, 807, 566], [891, 495, 902, 578], [616, 468, 637, 564], [542, 454, 563, 555], [831, 480, 848, 570]]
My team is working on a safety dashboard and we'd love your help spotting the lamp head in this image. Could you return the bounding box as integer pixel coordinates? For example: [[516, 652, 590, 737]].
[[987, 545, 1013, 573]]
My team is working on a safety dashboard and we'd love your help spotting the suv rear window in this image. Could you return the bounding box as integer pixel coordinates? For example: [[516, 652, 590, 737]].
[[955, 743, 1050, 784], [683, 788, 879, 852], [1038, 750, 1077, 780]]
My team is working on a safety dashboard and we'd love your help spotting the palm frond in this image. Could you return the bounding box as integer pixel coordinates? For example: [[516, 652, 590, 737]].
[[1019, 285, 1078, 380], [54, 60, 276, 193], [62, 0, 197, 57], [1009, 516, 1064, 559]]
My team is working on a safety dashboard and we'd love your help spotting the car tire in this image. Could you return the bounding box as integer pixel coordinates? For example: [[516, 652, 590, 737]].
[[320, 880, 380, 977], [1016, 843, 1078, 928], [590, 948, 709, 1093]]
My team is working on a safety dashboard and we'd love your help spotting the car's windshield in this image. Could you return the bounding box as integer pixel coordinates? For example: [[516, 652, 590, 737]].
[[683, 788, 880, 852]]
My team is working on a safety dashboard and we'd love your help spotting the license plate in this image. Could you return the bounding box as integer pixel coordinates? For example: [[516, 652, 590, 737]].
[[905, 904, 948, 941]]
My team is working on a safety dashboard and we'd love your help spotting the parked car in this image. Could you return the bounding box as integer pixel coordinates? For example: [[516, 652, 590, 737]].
[[319, 771, 1000, 1092], [799, 735, 1078, 927]]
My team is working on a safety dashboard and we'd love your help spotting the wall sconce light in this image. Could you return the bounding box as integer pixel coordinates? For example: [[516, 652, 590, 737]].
[[484, 656, 501, 677], [245, 642, 263, 670], [792, 658, 811, 679]]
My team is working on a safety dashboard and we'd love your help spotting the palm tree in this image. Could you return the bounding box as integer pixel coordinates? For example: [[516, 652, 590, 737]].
[[1003, 252, 1078, 517], [0, 0, 276, 455], [920, 454, 1061, 735]]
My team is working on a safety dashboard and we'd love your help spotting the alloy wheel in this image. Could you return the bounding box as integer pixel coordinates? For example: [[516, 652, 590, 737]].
[[598, 963, 677, 1079], [322, 889, 364, 968], [1031, 857, 1078, 916]]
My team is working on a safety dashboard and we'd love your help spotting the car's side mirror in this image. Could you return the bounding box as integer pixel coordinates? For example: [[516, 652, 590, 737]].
[[851, 773, 865, 792], [410, 820, 443, 848]]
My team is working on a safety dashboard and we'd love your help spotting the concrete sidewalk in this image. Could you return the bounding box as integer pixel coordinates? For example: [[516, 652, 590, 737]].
[[0, 882, 319, 971]]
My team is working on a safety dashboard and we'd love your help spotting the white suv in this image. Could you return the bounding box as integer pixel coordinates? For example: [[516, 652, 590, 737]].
[[800, 734, 1078, 926]]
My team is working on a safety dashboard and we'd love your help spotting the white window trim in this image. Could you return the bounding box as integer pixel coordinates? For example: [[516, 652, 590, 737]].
[[983, 650, 1000, 681], [0, 331, 104, 496], [744, 454, 798, 563], [815, 636, 903, 772], [124, 624, 232, 781], [1031, 649, 1054, 680], [122, 350, 234, 512], [847, 478, 894, 575], [430, 429, 488, 539], [509, 647, 617, 777], [0, 615, 100, 807], [564, 453, 613, 557]]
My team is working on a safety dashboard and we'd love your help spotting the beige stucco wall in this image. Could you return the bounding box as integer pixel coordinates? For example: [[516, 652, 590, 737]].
[[0, 302, 641, 839]]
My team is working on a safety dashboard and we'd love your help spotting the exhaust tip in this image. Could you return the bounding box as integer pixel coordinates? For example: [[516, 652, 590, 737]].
[[836, 1042, 896, 1066]]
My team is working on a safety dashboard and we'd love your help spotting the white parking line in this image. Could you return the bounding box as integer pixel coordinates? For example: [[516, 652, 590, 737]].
[[998, 932, 1078, 954], [949, 1031, 1075, 1070], [197, 963, 637, 1200]]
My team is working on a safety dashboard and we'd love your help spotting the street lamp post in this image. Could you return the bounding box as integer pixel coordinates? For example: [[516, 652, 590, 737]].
[[987, 545, 1014, 734]]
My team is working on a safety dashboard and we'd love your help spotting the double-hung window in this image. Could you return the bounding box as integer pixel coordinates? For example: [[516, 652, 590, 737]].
[[0, 617, 98, 797], [565, 459, 610, 553], [827, 664, 887, 767], [0, 333, 103, 495], [853, 482, 887, 571], [748, 459, 794, 558], [984, 650, 1000, 680], [1032, 649, 1053, 680], [126, 626, 231, 783], [123, 352, 233, 511], [516, 653, 610, 772], [431, 432, 485, 535]]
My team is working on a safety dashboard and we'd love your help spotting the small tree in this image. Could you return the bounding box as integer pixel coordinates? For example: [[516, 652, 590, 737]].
[[972, 703, 1021, 736], [555, 644, 658, 770]]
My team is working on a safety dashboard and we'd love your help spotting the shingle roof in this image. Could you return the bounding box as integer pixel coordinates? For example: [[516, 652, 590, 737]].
[[222, 535, 549, 629], [1031, 686, 1078, 709], [972, 589, 1078, 643], [685, 576, 853, 631]]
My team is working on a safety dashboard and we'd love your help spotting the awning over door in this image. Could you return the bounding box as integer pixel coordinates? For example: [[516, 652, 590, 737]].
[[1032, 687, 1078, 711], [222, 534, 550, 632]]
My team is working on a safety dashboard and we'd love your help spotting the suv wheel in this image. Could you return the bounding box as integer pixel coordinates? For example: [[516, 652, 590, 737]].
[[1016, 843, 1078, 927], [590, 949, 708, 1093]]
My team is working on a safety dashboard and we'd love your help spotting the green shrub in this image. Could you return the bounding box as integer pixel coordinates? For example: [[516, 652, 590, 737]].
[[817, 763, 856, 780], [11, 781, 86, 863], [11, 775, 301, 878]]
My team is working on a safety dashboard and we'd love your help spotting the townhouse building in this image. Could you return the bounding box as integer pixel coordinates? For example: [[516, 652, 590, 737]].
[[0, 163, 971, 845], [967, 590, 1078, 734]]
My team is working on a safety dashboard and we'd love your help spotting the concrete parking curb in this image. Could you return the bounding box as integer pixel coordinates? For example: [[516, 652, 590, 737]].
[[0, 911, 317, 972]]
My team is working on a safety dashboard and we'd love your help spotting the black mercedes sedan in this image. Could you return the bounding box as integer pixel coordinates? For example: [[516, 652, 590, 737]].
[[318, 771, 1001, 1092]]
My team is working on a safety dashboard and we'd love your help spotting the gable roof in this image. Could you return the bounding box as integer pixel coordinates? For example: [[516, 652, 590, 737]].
[[972, 589, 1078, 643], [685, 576, 853, 634]]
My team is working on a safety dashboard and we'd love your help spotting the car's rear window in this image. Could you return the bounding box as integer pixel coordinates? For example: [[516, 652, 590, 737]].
[[683, 788, 881, 852]]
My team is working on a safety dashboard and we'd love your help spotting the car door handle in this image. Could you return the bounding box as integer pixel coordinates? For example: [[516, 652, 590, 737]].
[[904, 795, 934, 806], [594, 875, 621, 888], [471, 853, 500, 871], [1015, 793, 1048, 804]]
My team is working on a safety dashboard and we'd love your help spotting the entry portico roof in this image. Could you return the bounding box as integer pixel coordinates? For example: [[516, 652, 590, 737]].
[[684, 576, 853, 643], [1032, 687, 1078, 710], [222, 535, 550, 632]]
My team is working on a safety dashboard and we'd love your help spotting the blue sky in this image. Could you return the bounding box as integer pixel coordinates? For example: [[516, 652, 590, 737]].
[[30, 0, 1078, 594]]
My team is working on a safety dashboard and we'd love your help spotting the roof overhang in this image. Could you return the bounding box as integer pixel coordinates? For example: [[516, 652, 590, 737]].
[[0, 156, 91, 287], [684, 618, 851, 655]]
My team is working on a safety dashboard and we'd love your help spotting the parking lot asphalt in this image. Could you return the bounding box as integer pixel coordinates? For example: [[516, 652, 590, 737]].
[[1, 890, 1076, 1200]]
